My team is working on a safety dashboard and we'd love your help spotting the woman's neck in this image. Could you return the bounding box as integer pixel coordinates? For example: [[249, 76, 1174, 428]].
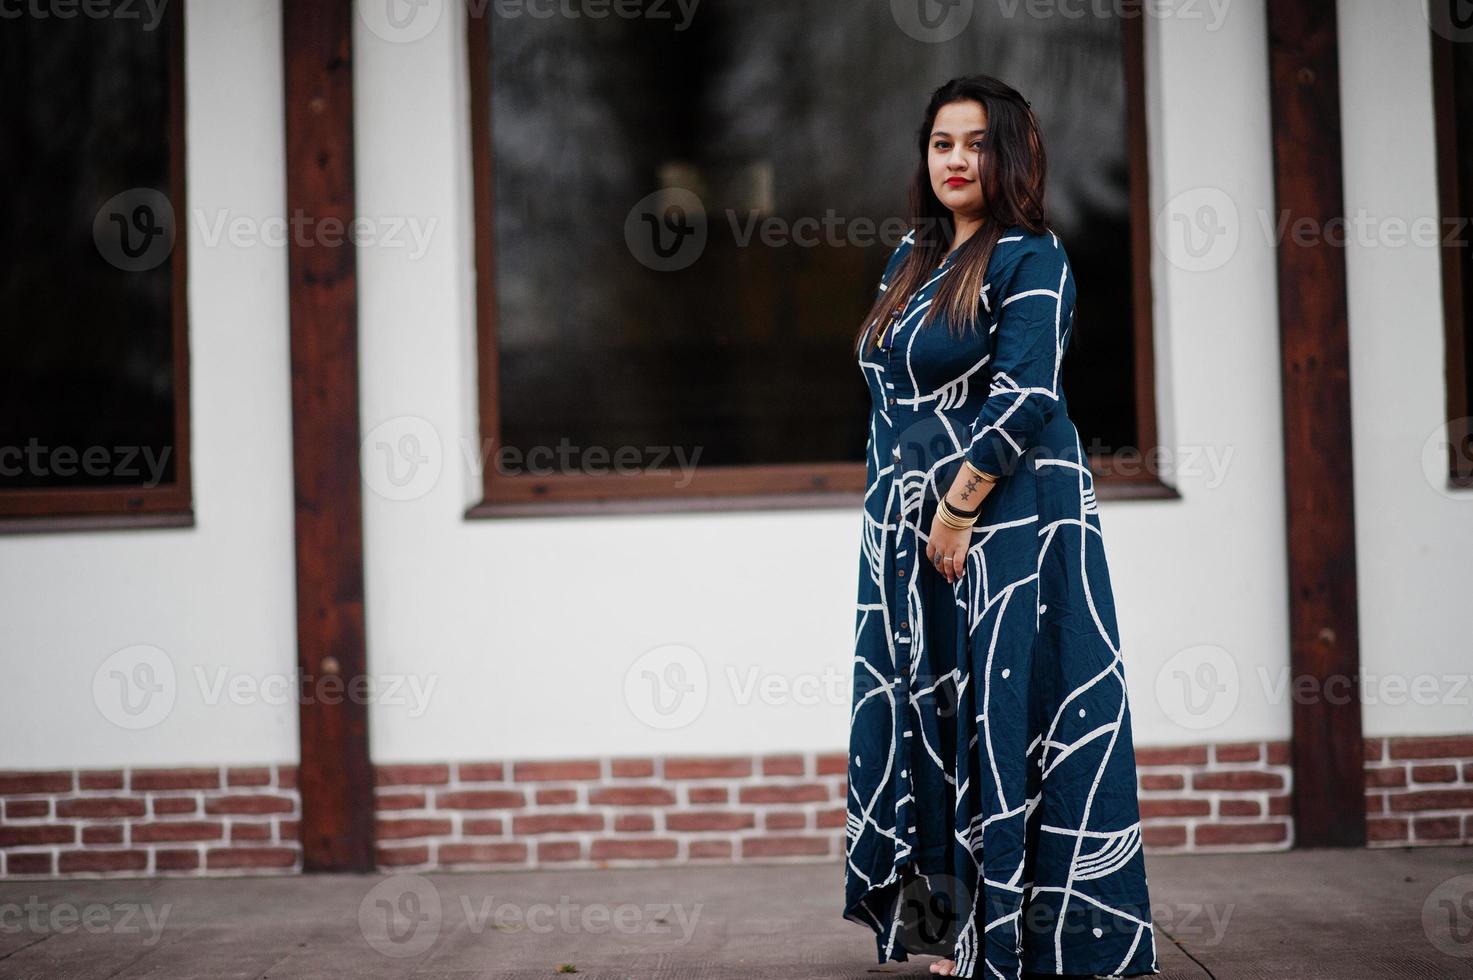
[[948, 213, 984, 255]]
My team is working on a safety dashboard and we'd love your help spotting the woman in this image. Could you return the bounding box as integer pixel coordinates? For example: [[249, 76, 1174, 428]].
[[843, 75, 1159, 979]]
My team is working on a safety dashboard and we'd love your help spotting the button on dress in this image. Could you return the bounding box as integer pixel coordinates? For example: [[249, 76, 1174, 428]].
[[844, 225, 1159, 978]]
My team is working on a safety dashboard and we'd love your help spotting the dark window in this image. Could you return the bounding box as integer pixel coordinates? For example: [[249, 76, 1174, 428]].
[[1432, 22, 1473, 486], [0, 1, 190, 527], [468, 1, 1162, 513]]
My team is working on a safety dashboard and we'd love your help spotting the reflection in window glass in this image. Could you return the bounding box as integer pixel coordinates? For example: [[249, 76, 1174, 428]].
[[0, 8, 178, 490], [1446, 36, 1473, 430], [483, 3, 1136, 472]]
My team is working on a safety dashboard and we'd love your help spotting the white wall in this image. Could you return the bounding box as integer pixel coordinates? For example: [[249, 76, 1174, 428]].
[[352, 0, 864, 761], [9, 0, 1455, 775], [1102, 0, 1294, 747], [352, 0, 1296, 763], [1339, 0, 1473, 737], [0, 0, 299, 769]]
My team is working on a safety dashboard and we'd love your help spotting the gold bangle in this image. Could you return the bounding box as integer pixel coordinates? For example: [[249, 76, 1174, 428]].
[[936, 497, 977, 530], [963, 459, 1001, 484], [943, 501, 976, 529], [937, 510, 970, 531]]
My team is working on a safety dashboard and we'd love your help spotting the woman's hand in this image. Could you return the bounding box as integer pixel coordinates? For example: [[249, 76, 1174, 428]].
[[926, 518, 971, 584], [926, 460, 999, 584]]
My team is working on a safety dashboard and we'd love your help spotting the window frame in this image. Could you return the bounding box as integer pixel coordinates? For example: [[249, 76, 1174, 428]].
[[0, 1, 192, 533], [465, 9, 1170, 518], [1430, 27, 1473, 489]]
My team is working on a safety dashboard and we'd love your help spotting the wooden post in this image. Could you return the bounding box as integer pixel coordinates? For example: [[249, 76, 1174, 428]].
[[1265, 0, 1366, 846], [282, 0, 375, 871]]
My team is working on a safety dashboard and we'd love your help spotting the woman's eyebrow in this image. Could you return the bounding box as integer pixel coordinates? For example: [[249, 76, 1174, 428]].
[[931, 129, 988, 137]]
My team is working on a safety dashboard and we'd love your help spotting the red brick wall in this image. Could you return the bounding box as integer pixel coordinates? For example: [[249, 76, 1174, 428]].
[[4, 737, 1470, 878], [1365, 735, 1473, 845], [373, 754, 848, 869], [1135, 740, 1294, 850], [0, 766, 300, 877]]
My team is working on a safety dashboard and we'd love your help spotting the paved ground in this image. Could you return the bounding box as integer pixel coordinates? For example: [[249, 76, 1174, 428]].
[[0, 846, 1470, 978]]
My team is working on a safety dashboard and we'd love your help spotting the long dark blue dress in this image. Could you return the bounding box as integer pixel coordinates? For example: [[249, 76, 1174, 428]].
[[844, 224, 1159, 979]]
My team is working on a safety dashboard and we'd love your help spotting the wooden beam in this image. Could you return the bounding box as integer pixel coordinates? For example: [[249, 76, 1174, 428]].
[[1265, 0, 1366, 847], [282, 0, 375, 871]]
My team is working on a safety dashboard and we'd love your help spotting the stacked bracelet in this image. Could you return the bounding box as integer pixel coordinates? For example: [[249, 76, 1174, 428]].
[[936, 496, 978, 530], [962, 459, 1001, 484], [947, 497, 982, 519]]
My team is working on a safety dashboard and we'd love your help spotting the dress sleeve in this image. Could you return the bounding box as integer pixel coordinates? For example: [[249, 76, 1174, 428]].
[[964, 238, 1075, 479]]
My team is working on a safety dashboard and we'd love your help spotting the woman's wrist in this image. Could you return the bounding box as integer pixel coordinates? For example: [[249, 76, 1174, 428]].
[[946, 462, 995, 512], [936, 495, 978, 530], [962, 458, 1000, 484]]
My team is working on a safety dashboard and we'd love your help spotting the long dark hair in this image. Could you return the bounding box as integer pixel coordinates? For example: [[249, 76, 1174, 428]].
[[855, 74, 1050, 353]]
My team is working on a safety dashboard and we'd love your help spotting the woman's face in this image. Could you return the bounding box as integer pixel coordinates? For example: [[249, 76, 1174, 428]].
[[928, 99, 988, 219]]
